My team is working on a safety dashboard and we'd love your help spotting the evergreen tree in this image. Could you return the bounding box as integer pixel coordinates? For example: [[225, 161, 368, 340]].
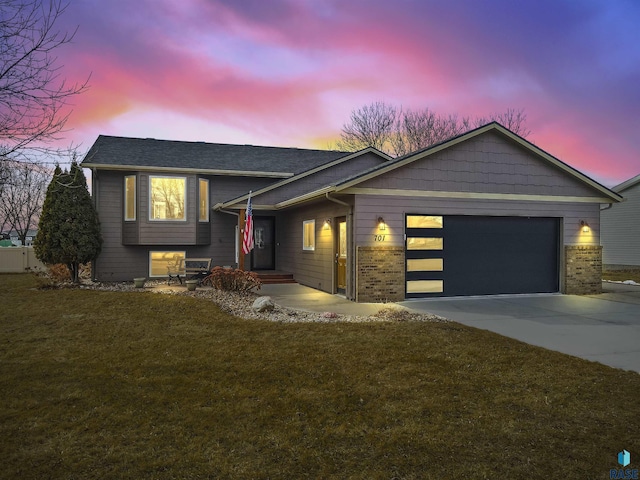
[[34, 163, 102, 283]]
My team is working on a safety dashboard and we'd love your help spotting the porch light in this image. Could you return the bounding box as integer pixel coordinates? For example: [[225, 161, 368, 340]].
[[378, 217, 386, 230], [323, 218, 331, 228], [580, 220, 590, 233]]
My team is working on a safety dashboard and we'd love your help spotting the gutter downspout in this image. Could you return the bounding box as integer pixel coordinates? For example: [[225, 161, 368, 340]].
[[326, 193, 355, 301]]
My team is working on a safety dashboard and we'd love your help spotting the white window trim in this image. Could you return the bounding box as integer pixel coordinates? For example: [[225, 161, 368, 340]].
[[149, 250, 186, 278], [199, 178, 209, 222], [149, 175, 187, 222], [303, 219, 315, 251], [124, 175, 136, 221]]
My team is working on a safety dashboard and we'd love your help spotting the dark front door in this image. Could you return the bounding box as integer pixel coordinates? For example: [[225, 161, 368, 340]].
[[252, 216, 275, 270]]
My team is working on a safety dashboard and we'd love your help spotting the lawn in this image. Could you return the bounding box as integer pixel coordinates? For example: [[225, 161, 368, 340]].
[[1, 274, 638, 479], [603, 268, 640, 284]]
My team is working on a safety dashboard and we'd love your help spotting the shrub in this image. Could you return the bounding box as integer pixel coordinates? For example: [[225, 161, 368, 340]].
[[47, 263, 72, 282], [203, 267, 261, 293]]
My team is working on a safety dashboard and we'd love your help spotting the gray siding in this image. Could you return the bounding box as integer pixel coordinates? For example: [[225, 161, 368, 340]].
[[92, 170, 278, 281], [602, 184, 640, 266], [138, 174, 196, 245], [256, 152, 386, 205], [356, 131, 601, 198], [93, 171, 148, 281], [353, 195, 601, 248], [276, 199, 351, 295]]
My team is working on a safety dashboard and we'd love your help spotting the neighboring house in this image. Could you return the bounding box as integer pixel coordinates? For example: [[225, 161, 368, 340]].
[[8, 229, 37, 246], [601, 173, 640, 268], [81, 122, 622, 301]]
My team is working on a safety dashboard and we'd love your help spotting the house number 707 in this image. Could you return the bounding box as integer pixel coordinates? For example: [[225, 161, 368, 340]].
[[374, 234, 386, 242]]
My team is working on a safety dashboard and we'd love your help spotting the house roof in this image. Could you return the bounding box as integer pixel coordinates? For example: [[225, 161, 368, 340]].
[[612, 173, 640, 193], [214, 147, 392, 210], [81, 135, 351, 178], [274, 122, 623, 208]]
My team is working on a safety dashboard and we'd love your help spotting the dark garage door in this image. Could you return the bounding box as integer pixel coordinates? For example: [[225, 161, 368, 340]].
[[405, 215, 560, 298]]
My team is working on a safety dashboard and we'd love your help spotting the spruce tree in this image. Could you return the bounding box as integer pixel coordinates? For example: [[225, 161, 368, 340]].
[[34, 163, 102, 283]]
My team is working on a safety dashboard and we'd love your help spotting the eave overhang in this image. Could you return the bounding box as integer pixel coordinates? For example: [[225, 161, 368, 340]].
[[82, 163, 294, 178]]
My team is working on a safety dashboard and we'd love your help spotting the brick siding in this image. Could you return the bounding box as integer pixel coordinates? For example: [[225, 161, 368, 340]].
[[565, 245, 602, 295], [356, 246, 405, 302]]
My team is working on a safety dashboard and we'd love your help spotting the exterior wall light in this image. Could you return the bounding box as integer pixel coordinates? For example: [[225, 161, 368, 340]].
[[378, 217, 386, 230], [580, 220, 590, 233], [323, 218, 331, 227]]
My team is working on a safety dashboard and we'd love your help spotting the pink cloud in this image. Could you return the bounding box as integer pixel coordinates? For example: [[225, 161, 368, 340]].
[[51, 0, 639, 187]]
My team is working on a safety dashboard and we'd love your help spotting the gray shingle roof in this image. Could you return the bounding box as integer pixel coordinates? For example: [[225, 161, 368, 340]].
[[81, 135, 350, 176]]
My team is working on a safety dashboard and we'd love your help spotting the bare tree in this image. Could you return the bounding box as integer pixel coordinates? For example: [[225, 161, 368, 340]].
[[336, 101, 398, 153], [0, 161, 50, 244], [474, 108, 530, 138], [0, 0, 88, 182], [337, 102, 530, 157]]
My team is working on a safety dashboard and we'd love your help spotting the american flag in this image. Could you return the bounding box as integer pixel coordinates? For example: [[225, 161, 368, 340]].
[[242, 193, 254, 255]]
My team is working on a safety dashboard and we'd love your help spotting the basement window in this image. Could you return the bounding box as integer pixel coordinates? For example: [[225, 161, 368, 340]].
[[149, 251, 185, 278]]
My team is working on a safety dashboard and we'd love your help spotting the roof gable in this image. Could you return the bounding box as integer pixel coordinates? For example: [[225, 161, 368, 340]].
[[81, 135, 351, 177], [216, 147, 390, 209], [613, 173, 640, 193], [273, 122, 622, 208], [334, 122, 622, 203]]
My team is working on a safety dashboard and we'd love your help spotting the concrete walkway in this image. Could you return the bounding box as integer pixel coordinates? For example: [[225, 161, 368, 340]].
[[258, 283, 398, 316], [259, 282, 640, 373]]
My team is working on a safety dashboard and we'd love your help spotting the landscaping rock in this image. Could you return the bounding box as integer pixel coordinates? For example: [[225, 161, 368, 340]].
[[252, 296, 275, 313]]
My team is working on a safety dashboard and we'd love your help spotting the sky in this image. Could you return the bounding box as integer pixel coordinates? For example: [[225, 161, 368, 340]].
[[53, 0, 640, 187]]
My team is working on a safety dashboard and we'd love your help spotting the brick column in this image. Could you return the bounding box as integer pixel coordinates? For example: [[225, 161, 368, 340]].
[[564, 245, 602, 295], [356, 246, 404, 302]]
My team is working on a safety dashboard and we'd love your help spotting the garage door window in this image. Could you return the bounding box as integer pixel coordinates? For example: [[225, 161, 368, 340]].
[[406, 280, 443, 294], [407, 258, 443, 271], [406, 215, 443, 228], [407, 237, 443, 250]]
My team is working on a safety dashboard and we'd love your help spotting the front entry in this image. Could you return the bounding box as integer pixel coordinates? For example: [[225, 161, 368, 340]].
[[336, 217, 347, 294], [252, 216, 275, 270]]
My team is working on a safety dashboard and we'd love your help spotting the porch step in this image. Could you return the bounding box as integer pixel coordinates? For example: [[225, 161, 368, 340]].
[[255, 271, 297, 284]]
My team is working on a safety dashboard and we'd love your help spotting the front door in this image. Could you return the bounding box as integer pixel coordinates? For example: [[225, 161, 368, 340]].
[[336, 217, 347, 294], [252, 216, 275, 270]]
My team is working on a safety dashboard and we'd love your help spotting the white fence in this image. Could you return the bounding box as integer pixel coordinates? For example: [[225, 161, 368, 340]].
[[0, 247, 46, 273]]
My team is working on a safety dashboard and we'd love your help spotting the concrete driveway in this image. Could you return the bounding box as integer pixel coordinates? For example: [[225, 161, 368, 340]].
[[399, 282, 640, 373]]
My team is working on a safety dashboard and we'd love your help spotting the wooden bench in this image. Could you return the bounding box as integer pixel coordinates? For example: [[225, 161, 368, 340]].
[[167, 257, 212, 285]]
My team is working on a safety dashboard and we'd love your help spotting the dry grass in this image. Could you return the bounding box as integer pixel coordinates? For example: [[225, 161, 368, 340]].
[[1, 273, 639, 479], [603, 268, 640, 283]]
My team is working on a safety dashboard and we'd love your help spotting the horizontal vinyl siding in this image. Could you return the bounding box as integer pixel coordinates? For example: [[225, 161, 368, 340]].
[[138, 174, 197, 244], [93, 171, 143, 281], [277, 200, 350, 293], [208, 212, 239, 267], [353, 195, 600, 247], [93, 171, 249, 281], [602, 185, 640, 266], [356, 131, 601, 198]]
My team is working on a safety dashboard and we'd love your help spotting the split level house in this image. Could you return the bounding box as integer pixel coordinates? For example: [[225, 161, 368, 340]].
[[81, 122, 623, 301]]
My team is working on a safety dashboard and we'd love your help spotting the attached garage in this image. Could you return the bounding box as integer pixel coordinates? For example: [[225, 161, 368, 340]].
[[405, 215, 560, 297]]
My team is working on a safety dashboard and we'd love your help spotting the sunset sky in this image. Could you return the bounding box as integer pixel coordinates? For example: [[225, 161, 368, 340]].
[[55, 0, 640, 187]]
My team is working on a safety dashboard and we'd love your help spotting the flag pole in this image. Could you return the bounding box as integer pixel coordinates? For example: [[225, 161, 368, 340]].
[[238, 208, 246, 271], [240, 191, 254, 271]]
